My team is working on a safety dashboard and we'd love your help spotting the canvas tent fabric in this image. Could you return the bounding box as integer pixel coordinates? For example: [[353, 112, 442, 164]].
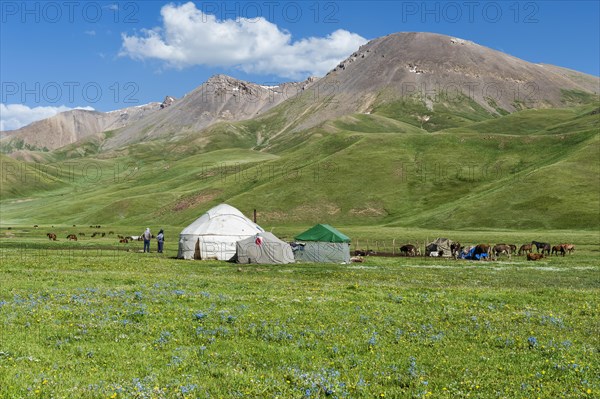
[[235, 232, 295, 264], [293, 224, 351, 263], [425, 237, 454, 257], [177, 204, 264, 260], [294, 224, 351, 243]]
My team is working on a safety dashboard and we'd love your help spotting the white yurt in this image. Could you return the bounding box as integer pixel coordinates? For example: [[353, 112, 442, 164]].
[[177, 204, 263, 260]]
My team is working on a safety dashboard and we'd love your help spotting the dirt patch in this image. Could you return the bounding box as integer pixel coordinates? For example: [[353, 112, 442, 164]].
[[173, 190, 222, 212], [349, 206, 387, 217]]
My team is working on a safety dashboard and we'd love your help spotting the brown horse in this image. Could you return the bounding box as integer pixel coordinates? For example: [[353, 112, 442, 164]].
[[518, 244, 533, 256], [527, 253, 544, 261], [561, 244, 575, 254], [493, 244, 512, 259], [551, 245, 566, 257], [66, 234, 77, 241], [46, 233, 57, 241]]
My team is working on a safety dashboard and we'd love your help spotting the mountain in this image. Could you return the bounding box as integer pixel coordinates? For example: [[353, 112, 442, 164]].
[[100, 74, 318, 150], [0, 75, 318, 154], [279, 32, 599, 133], [2, 32, 597, 155], [0, 103, 161, 152], [1, 32, 598, 230]]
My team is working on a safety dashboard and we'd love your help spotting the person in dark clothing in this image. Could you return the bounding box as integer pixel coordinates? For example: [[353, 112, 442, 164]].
[[157, 229, 164, 253]]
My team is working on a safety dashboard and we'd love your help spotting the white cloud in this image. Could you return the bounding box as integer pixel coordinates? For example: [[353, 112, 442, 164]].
[[0, 104, 94, 131], [85, 30, 97, 36], [120, 2, 367, 79]]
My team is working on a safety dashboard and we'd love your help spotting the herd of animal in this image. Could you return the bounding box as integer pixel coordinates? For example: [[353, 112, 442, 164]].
[[40, 227, 574, 262], [357, 241, 575, 261], [44, 230, 147, 244]]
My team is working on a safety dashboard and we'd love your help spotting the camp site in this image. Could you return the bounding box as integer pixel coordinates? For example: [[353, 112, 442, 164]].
[[2, 7, 599, 398], [1, 201, 598, 398]]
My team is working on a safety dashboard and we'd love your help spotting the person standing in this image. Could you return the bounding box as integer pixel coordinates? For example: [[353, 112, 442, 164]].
[[142, 228, 151, 253], [157, 229, 164, 253]]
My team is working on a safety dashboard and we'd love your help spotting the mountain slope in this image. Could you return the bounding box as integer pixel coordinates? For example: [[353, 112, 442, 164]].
[[0, 103, 161, 152], [290, 32, 599, 132], [1, 104, 598, 230]]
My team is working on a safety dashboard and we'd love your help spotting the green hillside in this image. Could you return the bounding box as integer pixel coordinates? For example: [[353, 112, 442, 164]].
[[1, 103, 598, 231]]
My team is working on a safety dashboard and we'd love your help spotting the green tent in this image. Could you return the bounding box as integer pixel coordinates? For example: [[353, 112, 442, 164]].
[[293, 224, 351, 263]]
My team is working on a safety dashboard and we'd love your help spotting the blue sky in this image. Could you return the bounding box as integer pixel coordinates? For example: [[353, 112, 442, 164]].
[[1, 1, 599, 130]]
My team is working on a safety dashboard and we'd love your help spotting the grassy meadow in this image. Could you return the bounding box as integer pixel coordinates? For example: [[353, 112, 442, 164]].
[[0, 94, 598, 398], [0, 227, 598, 398]]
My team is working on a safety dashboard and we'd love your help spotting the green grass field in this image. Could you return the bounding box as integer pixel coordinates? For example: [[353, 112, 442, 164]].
[[0, 92, 598, 398], [0, 228, 598, 398]]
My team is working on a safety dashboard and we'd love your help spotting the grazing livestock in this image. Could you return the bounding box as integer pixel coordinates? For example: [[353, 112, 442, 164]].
[[450, 242, 462, 258], [109, 231, 114, 235], [399, 244, 419, 257], [350, 256, 364, 263], [354, 249, 375, 256], [34, 225, 39, 228], [66, 234, 77, 241], [527, 253, 544, 261], [532, 241, 551, 255], [509, 244, 517, 254], [79, 232, 85, 236], [492, 244, 512, 259], [473, 244, 491, 259], [518, 244, 533, 256], [46, 233, 57, 241], [101, 232, 106, 237], [119, 238, 129, 243], [551, 245, 566, 257], [560, 244, 575, 254]]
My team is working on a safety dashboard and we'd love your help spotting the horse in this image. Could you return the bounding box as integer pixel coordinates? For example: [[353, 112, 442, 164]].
[[473, 244, 491, 260], [66, 234, 77, 241], [518, 244, 532, 256], [551, 245, 566, 257], [399, 244, 418, 257], [46, 233, 57, 241], [561, 243, 575, 254], [450, 242, 462, 258], [492, 244, 512, 259], [527, 253, 544, 261], [531, 241, 551, 255]]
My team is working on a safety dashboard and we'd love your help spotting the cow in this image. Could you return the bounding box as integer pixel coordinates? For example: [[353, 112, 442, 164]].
[[66, 234, 77, 241], [518, 244, 532, 256], [551, 245, 566, 257], [492, 244, 512, 259], [46, 233, 57, 241], [527, 253, 544, 261], [399, 244, 419, 257], [532, 241, 551, 255]]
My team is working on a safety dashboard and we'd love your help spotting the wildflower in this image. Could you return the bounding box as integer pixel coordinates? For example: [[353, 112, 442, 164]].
[[528, 336, 537, 349]]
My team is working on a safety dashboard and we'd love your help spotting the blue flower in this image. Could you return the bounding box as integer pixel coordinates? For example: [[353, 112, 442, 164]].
[[528, 336, 538, 348]]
